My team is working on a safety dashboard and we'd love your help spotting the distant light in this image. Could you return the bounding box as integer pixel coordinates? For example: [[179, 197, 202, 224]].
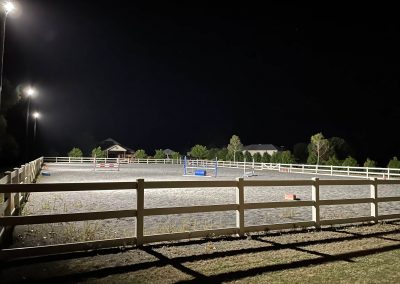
[[33, 112, 40, 119], [3, 1, 16, 14], [25, 87, 36, 96]]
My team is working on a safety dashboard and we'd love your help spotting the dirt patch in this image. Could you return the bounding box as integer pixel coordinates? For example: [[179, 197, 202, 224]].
[[1, 222, 400, 283]]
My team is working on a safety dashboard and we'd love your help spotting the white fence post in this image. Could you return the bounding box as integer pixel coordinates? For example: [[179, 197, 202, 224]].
[[13, 168, 20, 211], [136, 178, 144, 246], [387, 168, 390, 180], [4, 171, 14, 216], [370, 178, 378, 223], [236, 177, 245, 236], [312, 177, 320, 228]]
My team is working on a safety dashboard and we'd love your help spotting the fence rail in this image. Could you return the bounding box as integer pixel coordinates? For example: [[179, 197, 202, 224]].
[[43, 157, 400, 180], [0, 176, 399, 260], [0, 157, 43, 245]]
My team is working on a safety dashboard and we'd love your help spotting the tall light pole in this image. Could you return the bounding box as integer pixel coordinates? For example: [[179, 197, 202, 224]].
[[24, 86, 35, 162], [0, 1, 16, 110], [33, 111, 40, 157]]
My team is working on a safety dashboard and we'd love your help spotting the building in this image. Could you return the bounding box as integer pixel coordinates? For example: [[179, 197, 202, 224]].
[[242, 144, 283, 156], [97, 138, 134, 158]]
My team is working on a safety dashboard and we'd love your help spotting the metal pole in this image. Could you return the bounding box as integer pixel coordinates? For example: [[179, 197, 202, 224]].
[[25, 97, 31, 162], [33, 117, 37, 157], [0, 14, 7, 110]]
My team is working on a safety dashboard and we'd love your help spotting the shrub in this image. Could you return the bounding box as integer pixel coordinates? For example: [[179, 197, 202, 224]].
[[262, 152, 271, 163], [68, 147, 83, 157], [325, 155, 341, 166], [91, 147, 106, 158], [388, 157, 400, 168], [342, 156, 359, 167], [363, 158, 377, 168], [135, 149, 147, 159], [189, 145, 208, 159], [154, 149, 166, 159]]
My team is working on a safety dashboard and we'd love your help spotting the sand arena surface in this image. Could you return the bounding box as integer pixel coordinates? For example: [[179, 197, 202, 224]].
[[11, 163, 400, 247]]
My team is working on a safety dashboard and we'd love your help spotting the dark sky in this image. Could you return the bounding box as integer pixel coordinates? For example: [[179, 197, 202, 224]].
[[3, 1, 400, 163]]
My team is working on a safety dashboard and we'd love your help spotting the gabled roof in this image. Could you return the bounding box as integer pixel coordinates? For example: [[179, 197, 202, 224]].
[[106, 144, 128, 152], [98, 138, 134, 153], [243, 144, 282, 151]]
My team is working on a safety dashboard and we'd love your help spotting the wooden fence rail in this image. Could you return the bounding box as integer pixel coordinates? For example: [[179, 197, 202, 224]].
[[0, 176, 399, 260], [43, 157, 400, 180], [0, 157, 43, 245]]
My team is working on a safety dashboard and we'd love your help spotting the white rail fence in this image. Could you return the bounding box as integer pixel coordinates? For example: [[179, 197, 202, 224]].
[[44, 157, 400, 180], [0, 157, 43, 244], [0, 177, 399, 260]]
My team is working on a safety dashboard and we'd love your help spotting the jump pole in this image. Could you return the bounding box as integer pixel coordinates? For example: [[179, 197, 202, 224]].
[[215, 157, 218, 177], [184, 156, 187, 176]]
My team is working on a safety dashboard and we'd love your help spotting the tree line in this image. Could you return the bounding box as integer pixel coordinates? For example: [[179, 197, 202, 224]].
[[68, 133, 400, 168]]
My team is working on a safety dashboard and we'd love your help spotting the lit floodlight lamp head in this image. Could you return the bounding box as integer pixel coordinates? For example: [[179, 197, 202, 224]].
[[33, 112, 40, 119], [25, 87, 36, 97], [3, 1, 16, 14]]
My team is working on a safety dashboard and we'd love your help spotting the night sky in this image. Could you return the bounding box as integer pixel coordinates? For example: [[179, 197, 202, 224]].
[[3, 2, 400, 164]]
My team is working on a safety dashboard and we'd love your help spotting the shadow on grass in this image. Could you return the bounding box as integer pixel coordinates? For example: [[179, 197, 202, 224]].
[[3, 224, 399, 283]]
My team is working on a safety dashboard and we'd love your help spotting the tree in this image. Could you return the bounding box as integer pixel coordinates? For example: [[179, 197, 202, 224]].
[[134, 149, 147, 159], [68, 147, 83, 157], [262, 152, 271, 163], [244, 151, 253, 162], [216, 148, 228, 161], [227, 135, 243, 162], [270, 152, 281, 163], [0, 80, 21, 165], [342, 156, 358, 167], [387, 157, 400, 168], [154, 149, 166, 159], [363, 158, 377, 168], [0, 134, 18, 163], [91, 146, 106, 158], [329, 137, 353, 160], [309, 133, 330, 165], [325, 155, 341, 166], [293, 142, 308, 163], [306, 151, 318, 165], [171, 151, 181, 159], [207, 148, 220, 160], [189, 145, 208, 159], [236, 151, 244, 162], [253, 152, 262, 163], [280, 151, 296, 164]]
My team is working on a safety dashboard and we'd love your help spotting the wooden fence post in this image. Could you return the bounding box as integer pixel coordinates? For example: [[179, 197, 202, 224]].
[[4, 171, 14, 216], [136, 179, 144, 246], [370, 178, 378, 223], [13, 168, 20, 211], [236, 177, 245, 236], [312, 177, 320, 228]]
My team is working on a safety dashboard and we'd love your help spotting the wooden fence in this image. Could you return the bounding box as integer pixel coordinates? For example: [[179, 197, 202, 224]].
[[0, 157, 43, 245], [0, 176, 399, 260], [44, 157, 400, 180]]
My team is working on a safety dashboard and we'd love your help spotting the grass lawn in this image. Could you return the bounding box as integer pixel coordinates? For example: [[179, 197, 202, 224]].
[[1, 221, 400, 283]]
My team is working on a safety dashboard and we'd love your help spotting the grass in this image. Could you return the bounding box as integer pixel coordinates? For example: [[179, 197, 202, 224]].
[[2, 222, 400, 283]]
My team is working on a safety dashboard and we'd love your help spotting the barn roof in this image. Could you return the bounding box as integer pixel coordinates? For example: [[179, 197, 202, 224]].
[[243, 144, 283, 151]]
